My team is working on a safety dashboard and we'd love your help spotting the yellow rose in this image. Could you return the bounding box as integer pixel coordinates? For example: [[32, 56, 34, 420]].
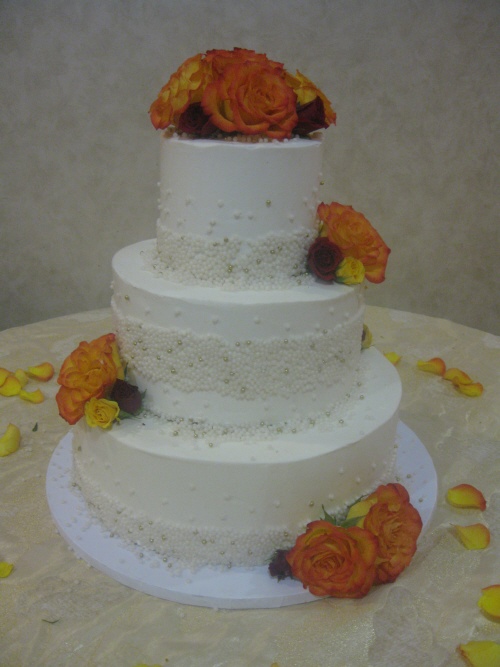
[[335, 256, 365, 285], [84, 397, 120, 429]]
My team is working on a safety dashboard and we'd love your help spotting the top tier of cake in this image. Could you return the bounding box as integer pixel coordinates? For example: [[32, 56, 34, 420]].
[[155, 134, 324, 289]]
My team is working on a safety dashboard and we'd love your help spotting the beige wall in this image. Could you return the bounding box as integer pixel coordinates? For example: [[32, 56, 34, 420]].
[[1, 0, 499, 334]]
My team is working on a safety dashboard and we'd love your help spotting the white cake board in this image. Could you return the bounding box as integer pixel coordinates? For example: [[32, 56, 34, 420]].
[[46, 422, 437, 609]]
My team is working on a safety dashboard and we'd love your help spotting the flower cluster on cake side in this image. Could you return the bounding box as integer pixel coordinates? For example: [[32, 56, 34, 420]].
[[269, 482, 423, 599], [56, 333, 142, 428], [308, 201, 390, 285]]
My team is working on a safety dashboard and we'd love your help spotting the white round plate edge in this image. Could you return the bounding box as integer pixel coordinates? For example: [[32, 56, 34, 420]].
[[46, 421, 437, 610]]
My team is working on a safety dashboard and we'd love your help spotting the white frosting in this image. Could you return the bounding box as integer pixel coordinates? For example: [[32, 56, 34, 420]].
[[156, 134, 324, 287], [73, 347, 401, 570], [112, 240, 364, 427], [75, 134, 401, 572]]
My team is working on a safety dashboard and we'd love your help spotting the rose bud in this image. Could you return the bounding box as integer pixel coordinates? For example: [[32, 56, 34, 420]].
[[307, 237, 343, 282], [268, 549, 293, 581], [109, 379, 142, 415]]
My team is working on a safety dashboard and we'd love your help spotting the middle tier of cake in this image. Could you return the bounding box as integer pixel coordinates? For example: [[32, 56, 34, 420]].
[[112, 239, 365, 431]]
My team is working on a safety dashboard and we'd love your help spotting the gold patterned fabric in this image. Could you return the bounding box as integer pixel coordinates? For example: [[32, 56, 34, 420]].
[[1, 307, 499, 666]]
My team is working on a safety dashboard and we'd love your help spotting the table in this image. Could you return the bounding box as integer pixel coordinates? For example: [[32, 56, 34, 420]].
[[1, 307, 499, 667]]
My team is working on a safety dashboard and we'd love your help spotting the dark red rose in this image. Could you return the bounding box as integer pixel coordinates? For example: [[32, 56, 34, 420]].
[[109, 379, 142, 415], [269, 549, 294, 581], [307, 237, 343, 281], [294, 97, 328, 135], [178, 102, 218, 137]]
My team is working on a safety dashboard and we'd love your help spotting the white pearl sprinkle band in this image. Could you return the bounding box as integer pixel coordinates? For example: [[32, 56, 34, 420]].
[[154, 229, 316, 288]]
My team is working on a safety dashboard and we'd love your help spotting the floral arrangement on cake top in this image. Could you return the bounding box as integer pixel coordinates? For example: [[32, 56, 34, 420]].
[[269, 482, 423, 598], [56, 333, 142, 428], [307, 201, 391, 285], [149, 48, 336, 140]]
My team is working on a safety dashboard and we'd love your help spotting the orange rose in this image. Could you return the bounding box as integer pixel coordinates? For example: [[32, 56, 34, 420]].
[[202, 61, 298, 139], [56, 385, 93, 425], [149, 53, 212, 129], [56, 334, 124, 425], [286, 520, 378, 598], [285, 69, 336, 126], [362, 484, 423, 584], [317, 202, 390, 283], [204, 48, 284, 76]]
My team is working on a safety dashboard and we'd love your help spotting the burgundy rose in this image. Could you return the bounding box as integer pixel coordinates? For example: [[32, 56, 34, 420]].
[[307, 237, 343, 281], [269, 549, 293, 581], [178, 102, 218, 137], [294, 97, 327, 135], [110, 379, 142, 415]]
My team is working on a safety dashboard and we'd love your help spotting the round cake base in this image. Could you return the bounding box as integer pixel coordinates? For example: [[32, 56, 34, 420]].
[[46, 422, 437, 609]]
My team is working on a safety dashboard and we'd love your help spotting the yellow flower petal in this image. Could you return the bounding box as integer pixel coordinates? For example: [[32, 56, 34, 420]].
[[478, 585, 500, 620], [444, 367, 473, 385], [446, 484, 486, 510], [26, 362, 55, 382], [453, 524, 490, 550], [0, 562, 14, 578], [458, 641, 500, 667], [417, 357, 446, 376], [361, 324, 372, 350], [0, 368, 11, 386], [19, 388, 45, 404], [345, 498, 375, 525], [455, 381, 484, 397], [0, 423, 21, 457], [14, 369, 29, 387], [384, 352, 401, 365], [0, 375, 22, 396]]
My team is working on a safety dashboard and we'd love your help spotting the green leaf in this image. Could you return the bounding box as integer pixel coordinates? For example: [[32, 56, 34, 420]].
[[341, 515, 365, 529], [32, 422, 38, 432], [321, 505, 338, 525]]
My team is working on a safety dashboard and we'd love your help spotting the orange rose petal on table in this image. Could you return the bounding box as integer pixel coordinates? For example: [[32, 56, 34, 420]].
[[478, 585, 500, 620], [26, 362, 55, 382], [0, 375, 22, 396], [446, 484, 486, 510], [0, 423, 21, 457], [14, 369, 29, 387], [0, 562, 14, 578], [0, 368, 11, 386], [19, 388, 45, 404], [384, 352, 401, 365], [444, 367, 473, 385], [458, 641, 500, 667], [453, 524, 490, 550], [455, 381, 484, 397], [417, 357, 446, 376]]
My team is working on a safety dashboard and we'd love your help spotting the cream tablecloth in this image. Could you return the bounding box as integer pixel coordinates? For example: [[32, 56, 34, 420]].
[[1, 307, 499, 667]]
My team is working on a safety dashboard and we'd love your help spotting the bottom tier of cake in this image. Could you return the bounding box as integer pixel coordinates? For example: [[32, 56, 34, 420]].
[[72, 347, 401, 570]]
